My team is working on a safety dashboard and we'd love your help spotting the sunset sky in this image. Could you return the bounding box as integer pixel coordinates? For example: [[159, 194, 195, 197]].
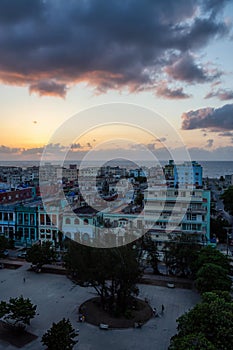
[[0, 0, 233, 161]]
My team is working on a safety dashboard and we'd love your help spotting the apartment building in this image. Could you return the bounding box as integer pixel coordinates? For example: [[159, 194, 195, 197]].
[[144, 186, 210, 246]]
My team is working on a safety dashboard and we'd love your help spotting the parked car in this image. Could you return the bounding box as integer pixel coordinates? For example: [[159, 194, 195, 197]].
[[17, 251, 27, 259], [0, 249, 9, 257]]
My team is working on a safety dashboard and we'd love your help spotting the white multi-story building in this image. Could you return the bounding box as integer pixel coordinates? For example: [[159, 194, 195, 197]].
[[144, 185, 210, 246]]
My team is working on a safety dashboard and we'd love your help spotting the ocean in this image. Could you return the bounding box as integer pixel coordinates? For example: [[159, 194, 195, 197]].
[[1, 160, 233, 179]]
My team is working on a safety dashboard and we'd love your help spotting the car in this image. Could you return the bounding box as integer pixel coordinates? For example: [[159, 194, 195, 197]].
[[1, 250, 9, 257], [17, 251, 27, 258]]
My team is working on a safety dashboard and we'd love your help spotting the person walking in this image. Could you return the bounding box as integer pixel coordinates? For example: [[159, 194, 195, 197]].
[[23, 277, 26, 283], [161, 304, 164, 313]]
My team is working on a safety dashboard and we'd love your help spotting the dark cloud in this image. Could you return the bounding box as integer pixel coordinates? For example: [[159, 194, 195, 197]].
[[218, 131, 233, 137], [181, 104, 233, 131], [0, 0, 43, 24], [0, 145, 21, 154], [206, 139, 214, 148], [21, 147, 44, 155], [0, 0, 230, 97], [157, 137, 167, 142], [71, 143, 82, 150], [205, 88, 233, 101], [188, 146, 233, 160], [156, 82, 191, 99], [29, 80, 68, 98], [165, 53, 222, 83]]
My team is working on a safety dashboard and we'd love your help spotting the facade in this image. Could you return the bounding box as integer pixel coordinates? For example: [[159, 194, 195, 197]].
[[129, 168, 148, 178], [38, 205, 63, 246], [174, 161, 202, 188], [144, 186, 210, 246], [62, 206, 98, 243], [15, 206, 38, 246], [0, 205, 15, 239]]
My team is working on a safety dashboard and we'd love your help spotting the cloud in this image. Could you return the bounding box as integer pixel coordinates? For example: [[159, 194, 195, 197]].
[[71, 143, 82, 150], [157, 137, 167, 143], [206, 139, 214, 148], [205, 88, 233, 101], [156, 82, 191, 99], [181, 104, 233, 131], [0, 0, 230, 97], [188, 146, 233, 160], [165, 53, 222, 83], [29, 80, 68, 98], [0, 145, 21, 154], [218, 131, 233, 137], [21, 147, 44, 155]]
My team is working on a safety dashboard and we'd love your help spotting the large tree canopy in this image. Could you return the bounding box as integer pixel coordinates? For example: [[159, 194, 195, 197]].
[[192, 246, 230, 276], [42, 318, 78, 350], [0, 296, 36, 327], [164, 233, 200, 277], [170, 292, 233, 350], [195, 263, 232, 294], [26, 241, 56, 269], [64, 241, 141, 314]]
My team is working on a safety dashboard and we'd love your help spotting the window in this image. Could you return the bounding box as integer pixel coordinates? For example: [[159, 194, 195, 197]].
[[46, 215, 51, 225], [40, 214, 45, 225], [74, 218, 79, 225], [52, 215, 57, 225], [65, 218, 71, 225], [18, 213, 23, 225], [24, 214, 29, 225]]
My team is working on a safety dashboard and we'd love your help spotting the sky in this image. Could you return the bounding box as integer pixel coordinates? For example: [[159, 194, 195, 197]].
[[0, 0, 233, 161]]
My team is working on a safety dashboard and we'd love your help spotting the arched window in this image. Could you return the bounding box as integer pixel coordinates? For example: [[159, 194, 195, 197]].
[[84, 218, 89, 225], [65, 218, 71, 224], [74, 218, 79, 225]]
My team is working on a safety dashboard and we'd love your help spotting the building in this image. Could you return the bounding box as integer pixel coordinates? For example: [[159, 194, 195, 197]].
[[0, 187, 34, 205], [15, 206, 38, 246], [175, 161, 202, 188], [38, 204, 63, 246], [62, 206, 98, 243], [0, 205, 15, 240], [129, 168, 148, 178], [144, 186, 210, 248]]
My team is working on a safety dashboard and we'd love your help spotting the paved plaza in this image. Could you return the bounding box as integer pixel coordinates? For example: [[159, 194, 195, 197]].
[[0, 263, 200, 350]]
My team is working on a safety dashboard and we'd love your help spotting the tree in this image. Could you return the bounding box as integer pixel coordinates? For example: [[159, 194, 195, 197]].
[[221, 186, 233, 215], [26, 241, 56, 270], [210, 217, 228, 243], [192, 246, 230, 276], [195, 263, 232, 294], [0, 296, 36, 328], [169, 332, 216, 350], [170, 292, 233, 350], [134, 191, 144, 206], [42, 318, 78, 350], [135, 233, 160, 274], [64, 241, 141, 314], [0, 235, 8, 257], [164, 234, 200, 277]]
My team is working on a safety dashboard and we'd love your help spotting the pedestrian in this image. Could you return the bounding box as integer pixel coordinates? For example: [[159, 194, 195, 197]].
[[161, 304, 164, 313], [23, 277, 25, 283], [152, 307, 157, 317]]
